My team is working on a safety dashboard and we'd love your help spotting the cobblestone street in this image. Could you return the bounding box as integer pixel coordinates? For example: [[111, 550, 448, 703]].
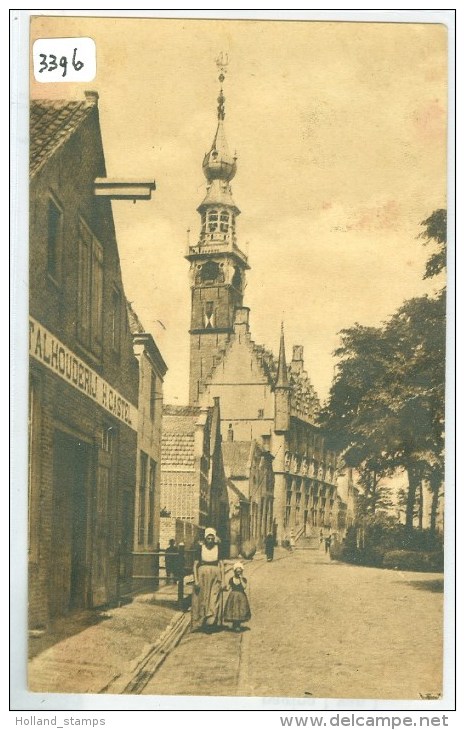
[[143, 549, 443, 700]]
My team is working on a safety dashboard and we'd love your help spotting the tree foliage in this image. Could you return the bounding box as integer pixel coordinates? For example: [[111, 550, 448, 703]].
[[419, 208, 446, 279], [322, 210, 446, 532]]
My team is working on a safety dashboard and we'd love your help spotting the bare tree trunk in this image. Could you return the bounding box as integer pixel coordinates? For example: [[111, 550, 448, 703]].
[[370, 470, 377, 514], [418, 480, 423, 531], [406, 464, 421, 533], [429, 469, 442, 535]]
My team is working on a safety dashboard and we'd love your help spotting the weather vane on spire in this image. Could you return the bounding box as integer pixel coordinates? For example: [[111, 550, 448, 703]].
[[216, 52, 229, 85], [215, 53, 229, 120]]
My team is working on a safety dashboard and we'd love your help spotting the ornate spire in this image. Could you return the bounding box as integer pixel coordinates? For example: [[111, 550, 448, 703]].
[[216, 52, 227, 121], [276, 322, 289, 388], [202, 53, 237, 184]]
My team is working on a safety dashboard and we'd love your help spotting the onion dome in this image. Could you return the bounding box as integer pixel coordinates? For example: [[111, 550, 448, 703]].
[[202, 88, 237, 182]]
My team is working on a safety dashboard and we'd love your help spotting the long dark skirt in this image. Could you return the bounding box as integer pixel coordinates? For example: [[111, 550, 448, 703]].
[[224, 590, 251, 623], [191, 564, 223, 632]]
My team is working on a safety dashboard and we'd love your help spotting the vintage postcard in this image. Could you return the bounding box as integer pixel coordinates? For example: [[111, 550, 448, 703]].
[[13, 9, 454, 711]]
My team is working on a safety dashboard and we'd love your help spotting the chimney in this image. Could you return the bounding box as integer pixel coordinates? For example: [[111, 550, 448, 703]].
[[233, 307, 250, 336], [84, 90, 99, 107], [291, 345, 304, 375]]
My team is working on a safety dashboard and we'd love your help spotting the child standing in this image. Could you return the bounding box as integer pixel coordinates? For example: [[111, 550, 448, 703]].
[[224, 562, 251, 632]]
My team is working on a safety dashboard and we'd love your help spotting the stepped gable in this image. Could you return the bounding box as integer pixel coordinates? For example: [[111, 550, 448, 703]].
[[200, 337, 235, 391], [30, 98, 96, 178], [253, 338, 321, 423], [202, 324, 321, 424], [252, 343, 279, 385], [290, 369, 321, 422]]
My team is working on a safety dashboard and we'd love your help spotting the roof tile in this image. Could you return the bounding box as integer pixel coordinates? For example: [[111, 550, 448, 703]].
[[30, 99, 94, 177]]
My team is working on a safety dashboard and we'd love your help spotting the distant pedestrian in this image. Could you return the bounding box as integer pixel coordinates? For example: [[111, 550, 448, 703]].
[[289, 530, 296, 551], [224, 562, 251, 632], [324, 535, 331, 554], [191, 527, 226, 633], [165, 539, 178, 583], [264, 533, 275, 562], [319, 529, 324, 548]]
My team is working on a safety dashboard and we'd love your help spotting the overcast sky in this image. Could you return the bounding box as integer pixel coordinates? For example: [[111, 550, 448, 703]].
[[30, 15, 448, 405]]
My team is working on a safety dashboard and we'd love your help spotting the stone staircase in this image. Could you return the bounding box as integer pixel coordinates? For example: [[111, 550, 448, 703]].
[[295, 529, 320, 550]]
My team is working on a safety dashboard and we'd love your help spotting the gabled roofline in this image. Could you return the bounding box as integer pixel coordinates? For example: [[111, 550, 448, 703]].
[[132, 332, 168, 377]]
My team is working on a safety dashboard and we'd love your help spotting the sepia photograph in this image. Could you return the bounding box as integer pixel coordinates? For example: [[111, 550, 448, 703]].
[[17, 10, 452, 708]]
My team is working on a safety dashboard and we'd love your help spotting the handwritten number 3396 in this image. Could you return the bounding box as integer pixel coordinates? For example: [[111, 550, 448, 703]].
[[38, 49, 84, 78]]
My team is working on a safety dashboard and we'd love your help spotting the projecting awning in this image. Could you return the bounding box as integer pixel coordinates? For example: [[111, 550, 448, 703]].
[[94, 178, 156, 200]]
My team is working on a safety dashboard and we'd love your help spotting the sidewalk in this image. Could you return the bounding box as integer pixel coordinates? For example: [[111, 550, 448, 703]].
[[27, 557, 259, 695], [28, 581, 187, 695]]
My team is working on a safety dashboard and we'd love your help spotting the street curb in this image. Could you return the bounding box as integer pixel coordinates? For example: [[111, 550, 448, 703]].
[[99, 553, 276, 695], [101, 610, 191, 695]]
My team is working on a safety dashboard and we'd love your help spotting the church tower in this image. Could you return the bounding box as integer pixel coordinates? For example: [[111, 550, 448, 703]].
[[187, 56, 249, 404]]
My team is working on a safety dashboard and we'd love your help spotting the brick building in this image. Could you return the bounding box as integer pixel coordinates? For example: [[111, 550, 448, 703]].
[[185, 73, 347, 545], [160, 399, 230, 548], [127, 302, 167, 588], [222, 437, 274, 553], [29, 93, 142, 627]]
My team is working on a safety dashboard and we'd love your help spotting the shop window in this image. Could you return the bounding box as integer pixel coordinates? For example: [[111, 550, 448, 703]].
[[77, 219, 103, 357]]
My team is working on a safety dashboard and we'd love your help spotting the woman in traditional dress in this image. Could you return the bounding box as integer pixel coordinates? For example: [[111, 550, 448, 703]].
[[224, 562, 251, 632], [191, 527, 226, 632]]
